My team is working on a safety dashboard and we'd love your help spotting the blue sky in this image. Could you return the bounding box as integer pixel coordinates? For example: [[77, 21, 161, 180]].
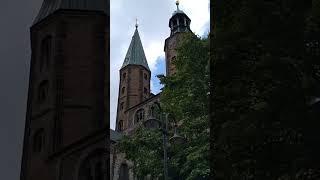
[[110, 0, 210, 129]]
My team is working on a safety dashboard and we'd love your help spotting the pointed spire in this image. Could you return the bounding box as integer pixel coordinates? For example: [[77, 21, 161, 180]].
[[121, 25, 150, 71]]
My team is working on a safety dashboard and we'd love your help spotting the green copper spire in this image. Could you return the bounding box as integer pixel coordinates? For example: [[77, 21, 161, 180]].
[[121, 24, 150, 71]]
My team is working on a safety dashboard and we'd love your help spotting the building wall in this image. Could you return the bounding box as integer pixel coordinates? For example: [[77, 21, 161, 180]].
[[164, 32, 185, 76], [21, 9, 109, 180], [116, 65, 151, 132]]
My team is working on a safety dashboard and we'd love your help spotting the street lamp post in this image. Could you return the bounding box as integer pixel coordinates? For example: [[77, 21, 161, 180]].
[[143, 102, 185, 180]]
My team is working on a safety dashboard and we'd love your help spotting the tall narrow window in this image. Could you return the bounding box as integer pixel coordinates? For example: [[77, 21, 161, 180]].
[[144, 87, 148, 94], [121, 87, 125, 95], [118, 120, 124, 131], [38, 80, 49, 103], [78, 150, 104, 180], [120, 102, 124, 110], [40, 36, 52, 72], [144, 73, 147, 80], [122, 73, 126, 81], [119, 163, 129, 180], [33, 129, 45, 153], [135, 109, 145, 124]]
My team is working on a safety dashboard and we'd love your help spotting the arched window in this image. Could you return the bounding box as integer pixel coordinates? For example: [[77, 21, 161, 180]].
[[118, 120, 124, 131], [149, 103, 161, 120], [179, 18, 184, 26], [119, 163, 129, 180], [78, 149, 105, 180], [120, 102, 124, 110], [121, 87, 125, 94], [171, 56, 176, 63], [144, 73, 147, 80], [135, 109, 145, 124], [33, 129, 45, 153], [122, 73, 126, 81], [144, 87, 148, 94], [40, 36, 52, 72], [38, 80, 49, 103], [173, 18, 177, 26]]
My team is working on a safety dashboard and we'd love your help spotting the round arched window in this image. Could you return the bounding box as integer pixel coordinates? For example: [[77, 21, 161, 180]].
[[135, 109, 145, 124], [121, 87, 125, 94], [119, 163, 129, 180], [78, 149, 105, 180]]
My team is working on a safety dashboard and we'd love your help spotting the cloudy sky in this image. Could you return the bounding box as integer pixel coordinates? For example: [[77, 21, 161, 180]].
[[0, 0, 42, 179], [110, 0, 210, 129]]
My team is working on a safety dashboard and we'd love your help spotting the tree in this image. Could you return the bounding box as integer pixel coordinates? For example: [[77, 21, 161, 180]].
[[118, 33, 210, 180], [212, 0, 320, 179]]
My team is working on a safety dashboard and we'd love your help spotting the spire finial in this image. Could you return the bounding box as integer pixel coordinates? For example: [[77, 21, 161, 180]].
[[176, 0, 180, 10], [135, 18, 138, 29]]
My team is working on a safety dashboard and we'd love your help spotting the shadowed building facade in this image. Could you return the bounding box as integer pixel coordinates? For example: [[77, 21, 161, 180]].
[[20, 0, 109, 180], [110, 1, 192, 179]]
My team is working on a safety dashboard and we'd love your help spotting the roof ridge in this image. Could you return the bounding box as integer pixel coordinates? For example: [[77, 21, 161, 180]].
[[33, 0, 108, 25]]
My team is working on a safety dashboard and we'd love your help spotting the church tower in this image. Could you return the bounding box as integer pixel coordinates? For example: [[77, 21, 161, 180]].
[[20, 1, 109, 180], [164, 0, 192, 76], [115, 23, 151, 132]]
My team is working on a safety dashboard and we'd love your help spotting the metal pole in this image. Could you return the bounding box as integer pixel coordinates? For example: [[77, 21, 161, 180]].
[[162, 113, 169, 180]]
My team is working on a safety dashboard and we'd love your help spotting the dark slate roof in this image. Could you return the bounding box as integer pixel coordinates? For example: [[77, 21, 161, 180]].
[[110, 129, 122, 142], [121, 28, 150, 71], [33, 0, 108, 24], [172, 9, 185, 16]]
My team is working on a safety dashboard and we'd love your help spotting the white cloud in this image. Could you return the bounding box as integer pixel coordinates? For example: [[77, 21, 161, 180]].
[[144, 42, 165, 71]]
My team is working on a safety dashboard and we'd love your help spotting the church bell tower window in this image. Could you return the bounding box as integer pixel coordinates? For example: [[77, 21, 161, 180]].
[[40, 36, 52, 72], [33, 129, 45, 153], [120, 102, 124, 110], [38, 80, 49, 103], [122, 73, 126, 81], [121, 87, 125, 95], [118, 120, 124, 131]]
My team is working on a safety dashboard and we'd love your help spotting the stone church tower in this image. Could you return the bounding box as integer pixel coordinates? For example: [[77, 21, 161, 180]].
[[20, 1, 109, 180], [164, 0, 192, 76], [115, 24, 151, 132], [110, 2, 193, 180]]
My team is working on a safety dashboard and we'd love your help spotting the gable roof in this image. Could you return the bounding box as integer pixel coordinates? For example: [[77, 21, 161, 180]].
[[33, 0, 108, 24], [121, 28, 150, 71]]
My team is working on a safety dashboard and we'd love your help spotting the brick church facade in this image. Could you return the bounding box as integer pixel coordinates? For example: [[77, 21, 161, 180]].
[[20, 0, 192, 179], [20, 1, 109, 180], [110, 2, 192, 179]]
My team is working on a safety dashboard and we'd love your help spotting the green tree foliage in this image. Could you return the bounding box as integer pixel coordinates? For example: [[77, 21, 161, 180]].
[[118, 33, 210, 180], [212, 0, 320, 179]]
